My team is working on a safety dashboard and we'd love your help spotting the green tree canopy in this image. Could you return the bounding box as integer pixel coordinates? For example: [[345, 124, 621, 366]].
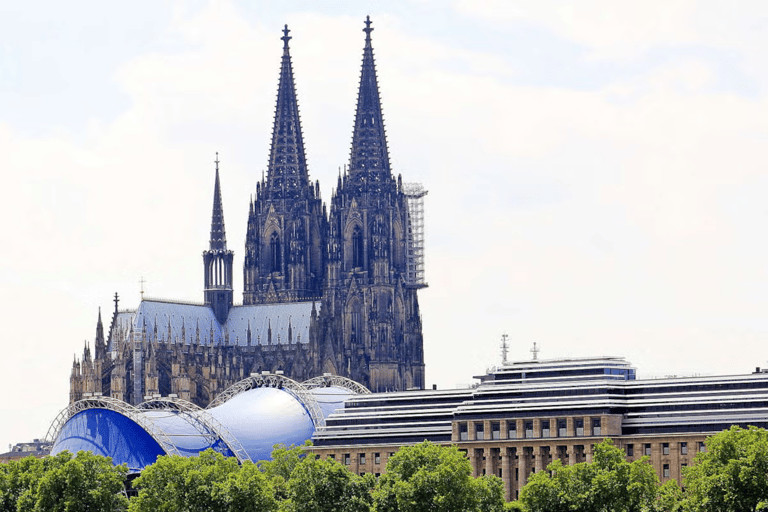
[[129, 449, 276, 512], [373, 440, 505, 512], [520, 438, 658, 512], [682, 425, 768, 512], [280, 456, 373, 512]]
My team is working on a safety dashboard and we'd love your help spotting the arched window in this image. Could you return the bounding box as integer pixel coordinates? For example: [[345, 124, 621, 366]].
[[352, 226, 364, 268], [270, 232, 281, 272]]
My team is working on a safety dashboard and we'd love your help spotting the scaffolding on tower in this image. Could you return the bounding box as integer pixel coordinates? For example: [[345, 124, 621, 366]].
[[403, 183, 428, 288]]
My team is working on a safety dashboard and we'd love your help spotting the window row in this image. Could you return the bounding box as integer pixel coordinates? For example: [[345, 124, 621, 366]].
[[458, 418, 603, 441], [625, 441, 704, 457]]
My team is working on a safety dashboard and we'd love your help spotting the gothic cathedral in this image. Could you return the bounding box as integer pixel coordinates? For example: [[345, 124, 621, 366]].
[[70, 18, 426, 407]]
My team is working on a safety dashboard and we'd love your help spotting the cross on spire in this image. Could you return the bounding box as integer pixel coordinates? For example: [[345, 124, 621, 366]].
[[530, 342, 540, 360], [214, 151, 219, 171], [281, 24, 291, 49], [363, 15, 373, 43]]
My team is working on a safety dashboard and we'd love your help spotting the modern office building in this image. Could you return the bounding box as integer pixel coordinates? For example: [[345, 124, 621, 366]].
[[310, 356, 768, 500]]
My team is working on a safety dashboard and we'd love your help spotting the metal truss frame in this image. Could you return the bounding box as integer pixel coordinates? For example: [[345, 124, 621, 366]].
[[45, 395, 181, 457], [207, 372, 326, 428], [302, 375, 372, 395], [137, 397, 252, 463]]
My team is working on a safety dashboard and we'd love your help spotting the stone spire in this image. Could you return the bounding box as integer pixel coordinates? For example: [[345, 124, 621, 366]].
[[347, 16, 391, 190], [209, 152, 227, 252], [266, 24, 310, 199]]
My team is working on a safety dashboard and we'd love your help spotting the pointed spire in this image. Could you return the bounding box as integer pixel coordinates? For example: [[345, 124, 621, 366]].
[[266, 24, 310, 199], [209, 152, 228, 251], [96, 307, 104, 342], [348, 16, 391, 186]]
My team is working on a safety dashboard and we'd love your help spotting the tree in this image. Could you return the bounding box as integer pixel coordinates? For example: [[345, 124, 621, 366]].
[[373, 440, 505, 512], [682, 425, 768, 512], [0, 451, 128, 512], [259, 442, 311, 501], [129, 449, 276, 512], [280, 456, 373, 512], [520, 439, 659, 512], [33, 451, 129, 512]]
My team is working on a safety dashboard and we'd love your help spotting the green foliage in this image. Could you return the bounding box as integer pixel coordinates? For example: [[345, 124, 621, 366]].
[[280, 456, 373, 512], [129, 449, 276, 512], [0, 451, 128, 512], [682, 425, 768, 512], [520, 439, 659, 512], [373, 440, 505, 512], [652, 480, 684, 512], [260, 442, 313, 502]]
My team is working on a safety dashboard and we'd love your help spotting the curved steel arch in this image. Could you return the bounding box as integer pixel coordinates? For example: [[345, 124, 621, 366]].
[[45, 396, 181, 457], [302, 374, 371, 395], [136, 397, 252, 463], [207, 373, 326, 428]]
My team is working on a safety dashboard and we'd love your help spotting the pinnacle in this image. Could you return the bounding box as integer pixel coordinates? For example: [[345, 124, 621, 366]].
[[209, 154, 228, 252]]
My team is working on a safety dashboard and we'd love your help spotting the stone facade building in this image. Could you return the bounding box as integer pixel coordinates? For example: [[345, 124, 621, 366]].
[[70, 18, 426, 407]]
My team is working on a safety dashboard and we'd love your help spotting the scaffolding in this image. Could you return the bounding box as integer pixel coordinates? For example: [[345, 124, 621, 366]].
[[403, 182, 427, 287]]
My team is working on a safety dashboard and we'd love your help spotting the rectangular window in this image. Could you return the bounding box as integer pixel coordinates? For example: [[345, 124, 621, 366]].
[[558, 418, 567, 437], [699, 442, 706, 453], [491, 422, 501, 440], [344, 454, 350, 465], [541, 420, 550, 438], [592, 418, 601, 436], [459, 423, 468, 441], [626, 444, 634, 457], [575, 418, 584, 436], [374, 453, 381, 464], [525, 420, 534, 439], [663, 443, 670, 455], [644, 444, 652, 456], [328, 454, 335, 461], [663, 464, 670, 478], [680, 442, 687, 455], [508, 421, 517, 439], [359, 453, 366, 465], [475, 422, 485, 441]]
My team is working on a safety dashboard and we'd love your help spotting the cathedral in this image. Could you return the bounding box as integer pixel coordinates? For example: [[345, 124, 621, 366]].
[[69, 18, 426, 407]]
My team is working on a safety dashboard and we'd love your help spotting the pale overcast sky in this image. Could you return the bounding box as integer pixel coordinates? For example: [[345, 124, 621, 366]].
[[2, 0, 768, 450]]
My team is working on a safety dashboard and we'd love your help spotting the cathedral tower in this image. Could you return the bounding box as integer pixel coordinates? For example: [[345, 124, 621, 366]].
[[204, 154, 234, 323], [244, 25, 326, 304], [324, 17, 425, 392]]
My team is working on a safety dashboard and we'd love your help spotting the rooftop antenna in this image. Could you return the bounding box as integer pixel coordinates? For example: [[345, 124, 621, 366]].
[[530, 342, 540, 361], [139, 276, 146, 301], [500, 333, 510, 365]]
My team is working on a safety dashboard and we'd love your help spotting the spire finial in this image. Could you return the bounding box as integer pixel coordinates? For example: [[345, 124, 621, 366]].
[[215, 151, 219, 172], [363, 16, 373, 44], [282, 24, 291, 49]]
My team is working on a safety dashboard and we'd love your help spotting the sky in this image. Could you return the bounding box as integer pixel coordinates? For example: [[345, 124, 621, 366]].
[[2, 0, 768, 451]]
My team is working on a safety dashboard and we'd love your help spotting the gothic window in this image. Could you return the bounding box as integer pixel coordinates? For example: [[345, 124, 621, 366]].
[[352, 226, 364, 268], [270, 232, 281, 272]]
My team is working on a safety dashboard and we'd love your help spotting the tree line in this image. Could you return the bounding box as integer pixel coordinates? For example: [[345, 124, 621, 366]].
[[2, 426, 768, 511]]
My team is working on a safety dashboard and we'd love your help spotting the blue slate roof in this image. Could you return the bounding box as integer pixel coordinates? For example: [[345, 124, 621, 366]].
[[108, 299, 315, 351]]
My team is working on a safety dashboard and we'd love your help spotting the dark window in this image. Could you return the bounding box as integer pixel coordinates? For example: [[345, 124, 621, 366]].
[[663, 464, 670, 478], [459, 422, 468, 441], [508, 421, 517, 439], [644, 444, 651, 456], [558, 418, 567, 437], [541, 420, 550, 438], [525, 421, 534, 438], [270, 232, 281, 272], [328, 454, 335, 461], [374, 453, 380, 464], [575, 418, 584, 436], [359, 453, 366, 465], [663, 443, 670, 455], [344, 453, 350, 465], [626, 444, 634, 457], [592, 418, 601, 436], [475, 422, 485, 440], [492, 422, 501, 440], [352, 226, 364, 268], [699, 442, 706, 453], [680, 442, 687, 455]]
